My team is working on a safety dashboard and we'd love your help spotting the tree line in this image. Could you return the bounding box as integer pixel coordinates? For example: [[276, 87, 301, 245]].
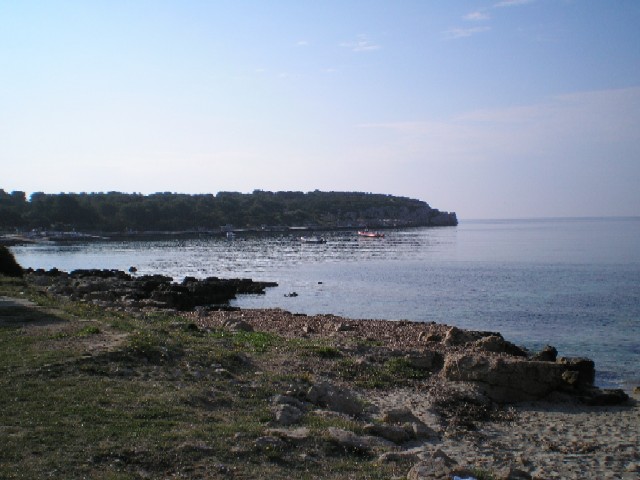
[[0, 189, 456, 232]]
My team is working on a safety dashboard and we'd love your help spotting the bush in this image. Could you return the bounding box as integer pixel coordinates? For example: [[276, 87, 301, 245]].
[[0, 246, 23, 277]]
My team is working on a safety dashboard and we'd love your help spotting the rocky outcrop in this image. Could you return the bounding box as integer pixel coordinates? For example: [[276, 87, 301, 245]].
[[24, 268, 277, 311], [442, 352, 628, 404]]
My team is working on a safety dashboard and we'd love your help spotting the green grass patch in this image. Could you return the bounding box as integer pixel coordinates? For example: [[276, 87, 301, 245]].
[[0, 274, 438, 480], [335, 356, 429, 389]]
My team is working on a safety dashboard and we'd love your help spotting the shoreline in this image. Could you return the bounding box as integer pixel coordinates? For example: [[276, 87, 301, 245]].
[[1, 282, 638, 478], [185, 307, 640, 478], [2, 262, 638, 478]]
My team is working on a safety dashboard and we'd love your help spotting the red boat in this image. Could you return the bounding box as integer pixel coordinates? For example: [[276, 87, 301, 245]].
[[357, 230, 384, 238]]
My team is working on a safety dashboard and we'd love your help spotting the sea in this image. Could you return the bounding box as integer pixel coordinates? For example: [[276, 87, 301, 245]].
[[9, 217, 640, 390]]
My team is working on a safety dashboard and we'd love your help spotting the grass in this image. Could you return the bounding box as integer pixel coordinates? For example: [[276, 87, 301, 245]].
[[0, 275, 419, 479], [335, 356, 430, 389]]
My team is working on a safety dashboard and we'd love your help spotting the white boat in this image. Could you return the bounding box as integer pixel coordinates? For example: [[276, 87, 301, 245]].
[[299, 236, 326, 244]]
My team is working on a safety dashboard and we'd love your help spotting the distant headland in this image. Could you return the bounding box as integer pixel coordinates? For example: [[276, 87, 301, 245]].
[[0, 189, 457, 237]]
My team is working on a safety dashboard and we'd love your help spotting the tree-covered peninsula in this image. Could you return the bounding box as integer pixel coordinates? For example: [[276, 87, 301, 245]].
[[0, 189, 457, 233]]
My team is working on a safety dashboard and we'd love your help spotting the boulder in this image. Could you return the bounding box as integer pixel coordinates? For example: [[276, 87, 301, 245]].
[[442, 353, 595, 402], [532, 345, 558, 362], [473, 335, 528, 357], [442, 326, 477, 346], [326, 427, 394, 453], [307, 381, 363, 416], [272, 404, 304, 426], [223, 319, 254, 332], [406, 449, 458, 480], [582, 388, 629, 406]]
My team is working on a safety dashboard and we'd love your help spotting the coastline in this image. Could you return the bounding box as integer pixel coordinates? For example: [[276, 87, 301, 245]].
[[1, 261, 638, 478], [1, 283, 638, 478], [184, 308, 639, 478]]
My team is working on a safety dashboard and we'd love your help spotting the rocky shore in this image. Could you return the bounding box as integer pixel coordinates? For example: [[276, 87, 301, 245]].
[[23, 267, 277, 311], [1, 259, 637, 479]]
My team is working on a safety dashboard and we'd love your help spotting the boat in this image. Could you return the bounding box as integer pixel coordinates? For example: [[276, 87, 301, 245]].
[[299, 236, 326, 244], [357, 230, 384, 238]]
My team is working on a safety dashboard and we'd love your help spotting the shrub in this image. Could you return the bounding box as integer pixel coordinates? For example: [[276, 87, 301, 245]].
[[0, 245, 23, 277]]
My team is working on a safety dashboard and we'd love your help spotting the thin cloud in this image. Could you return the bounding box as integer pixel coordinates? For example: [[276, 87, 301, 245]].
[[464, 11, 491, 21], [444, 26, 491, 40], [296, 40, 309, 46], [340, 34, 381, 52]]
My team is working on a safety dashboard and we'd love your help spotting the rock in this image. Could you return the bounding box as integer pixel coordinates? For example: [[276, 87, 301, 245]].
[[495, 466, 533, 480], [420, 332, 441, 343], [556, 357, 595, 388], [326, 427, 394, 453], [335, 322, 353, 332], [473, 335, 528, 357], [405, 350, 444, 370], [378, 448, 424, 463], [363, 423, 412, 444], [443, 353, 602, 402], [378, 407, 439, 441], [272, 404, 303, 425], [532, 345, 558, 362], [381, 407, 422, 425], [272, 394, 306, 410], [24, 268, 277, 311], [582, 388, 629, 406], [442, 326, 477, 346], [307, 381, 363, 416], [265, 427, 311, 443], [406, 449, 458, 480], [223, 319, 254, 332], [443, 354, 559, 402]]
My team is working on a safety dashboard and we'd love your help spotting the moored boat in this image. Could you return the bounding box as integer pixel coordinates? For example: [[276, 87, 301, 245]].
[[357, 230, 384, 238], [299, 236, 326, 244]]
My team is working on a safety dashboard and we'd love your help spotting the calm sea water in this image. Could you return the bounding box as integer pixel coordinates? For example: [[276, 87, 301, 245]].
[[10, 217, 640, 390]]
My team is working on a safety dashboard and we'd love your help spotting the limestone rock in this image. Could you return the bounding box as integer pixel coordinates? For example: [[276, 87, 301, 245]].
[[265, 427, 311, 443], [326, 427, 394, 453], [381, 407, 422, 425], [307, 381, 363, 416], [473, 335, 528, 357], [406, 449, 457, 480], [223, 319, 254, 332], [442, 326, 477, 346], [532, 345, 558, 362], [272, 404, 303, 425], [443, 354, 568, 402]]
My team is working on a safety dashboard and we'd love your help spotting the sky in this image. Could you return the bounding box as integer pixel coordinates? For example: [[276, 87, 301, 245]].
[[1, 0, 639, 219]]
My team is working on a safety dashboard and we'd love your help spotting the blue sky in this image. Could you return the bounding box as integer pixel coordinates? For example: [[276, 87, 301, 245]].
[[1, 0, 639, 219]]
